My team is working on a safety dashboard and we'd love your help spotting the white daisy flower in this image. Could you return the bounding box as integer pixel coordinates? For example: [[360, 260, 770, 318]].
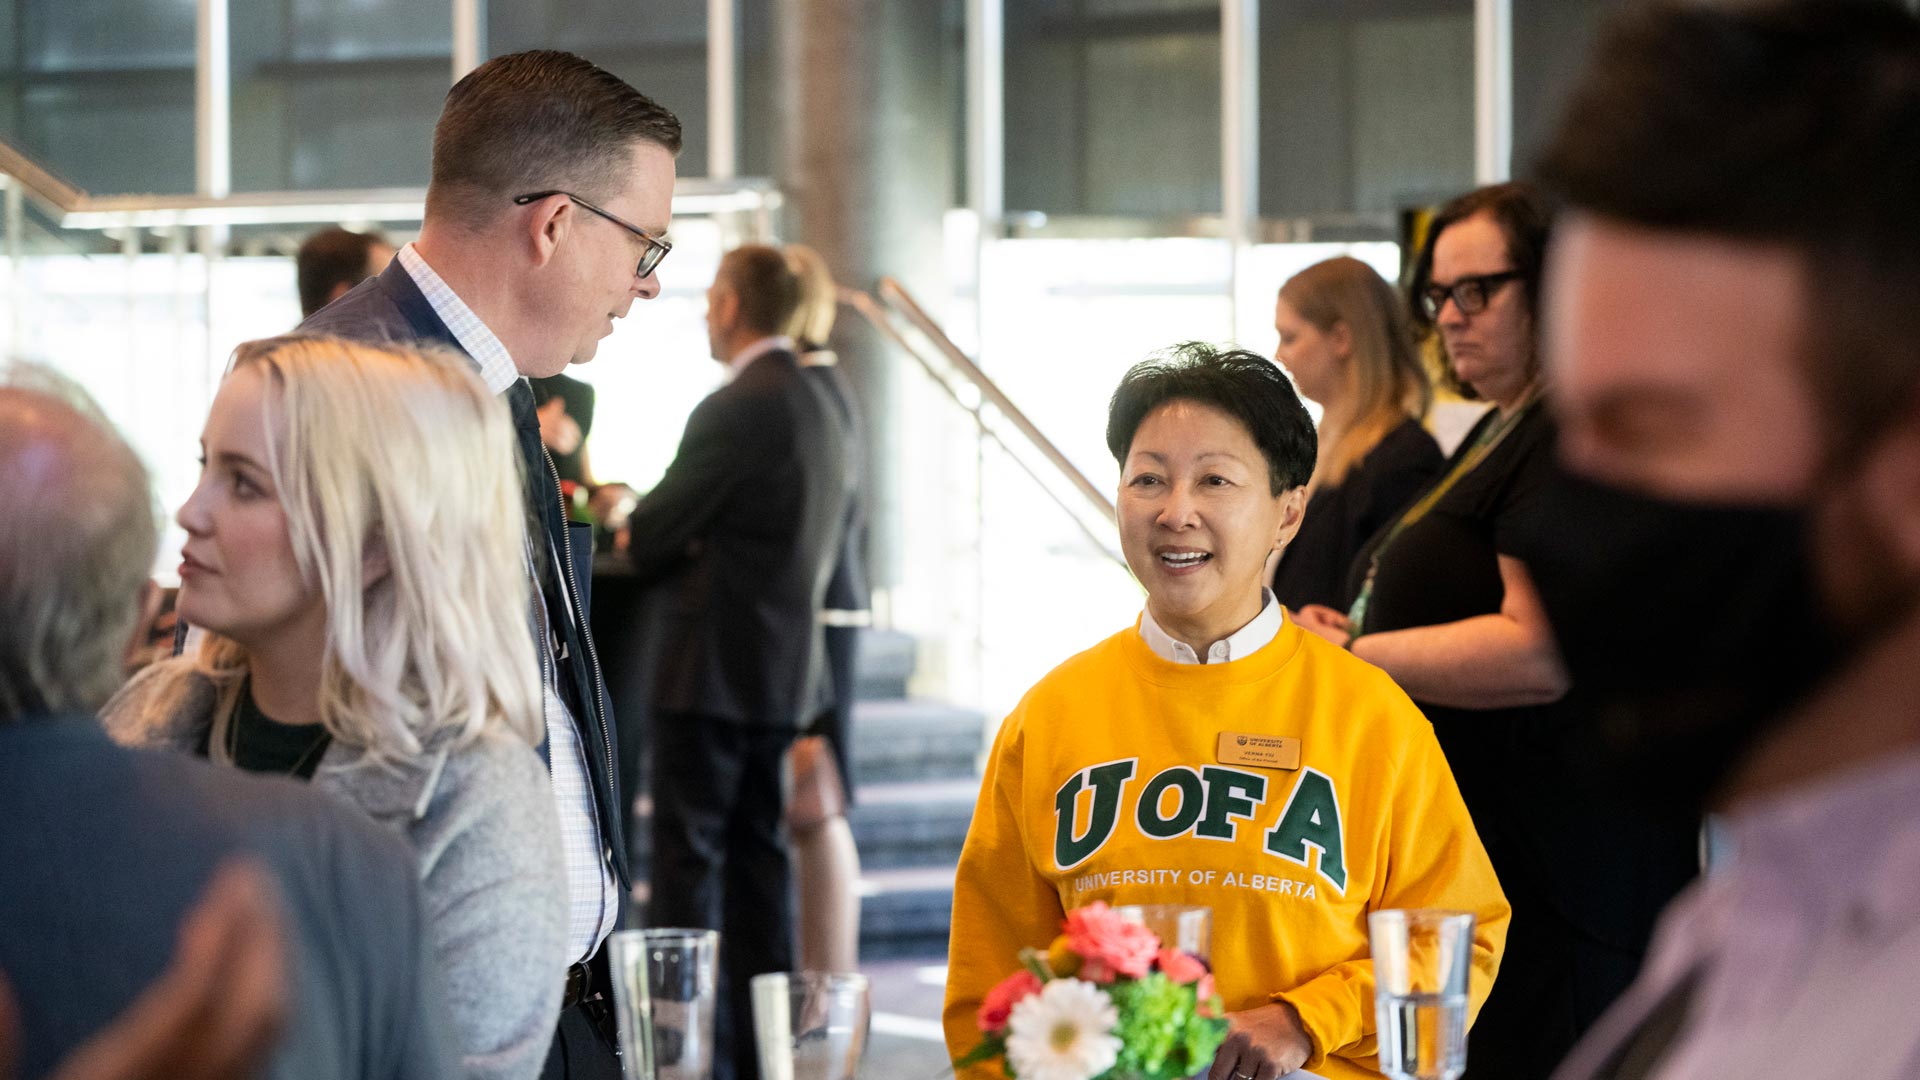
[[1004, 977, 1122, 1080]]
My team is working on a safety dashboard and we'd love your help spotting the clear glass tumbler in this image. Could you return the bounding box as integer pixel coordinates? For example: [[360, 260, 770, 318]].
[[750, 972, 871, 1080], [1368, 909, 1476, 1080], [1112, 903, 1213, 964], [609, 928, 720, 1080]]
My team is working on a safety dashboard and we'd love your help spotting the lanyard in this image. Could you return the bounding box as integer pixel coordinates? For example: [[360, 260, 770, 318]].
[[1347, 396, 1539, 638]]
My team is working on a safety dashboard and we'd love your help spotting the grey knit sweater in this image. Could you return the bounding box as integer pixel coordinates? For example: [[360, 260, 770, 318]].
[[103, 658, 567, 1080]]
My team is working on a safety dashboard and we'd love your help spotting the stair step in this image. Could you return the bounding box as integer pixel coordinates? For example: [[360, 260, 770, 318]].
[[854, 629, 916, 701], [850, 780, 978, 869], [850, 699, 986, 785], [858, 866, 956, 960]]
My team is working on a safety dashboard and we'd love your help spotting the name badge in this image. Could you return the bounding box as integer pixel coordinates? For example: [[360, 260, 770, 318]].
[[1216, 732, 1301, 771]]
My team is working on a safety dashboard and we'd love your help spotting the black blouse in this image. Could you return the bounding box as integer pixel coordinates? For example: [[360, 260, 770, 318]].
[[1344, 403, 1554, 806], [1272, 417, 1442, 612], [221, 682, 332, 780]]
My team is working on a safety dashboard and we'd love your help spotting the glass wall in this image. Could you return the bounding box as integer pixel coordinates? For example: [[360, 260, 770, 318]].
[[1511, 0, 1608, 176], [1004, 0, 1222, 216], [1258, 0, 1475, 223], [231, 0, 450, 191], [490, 0, 710, 177], [0, 0, 196, 194]]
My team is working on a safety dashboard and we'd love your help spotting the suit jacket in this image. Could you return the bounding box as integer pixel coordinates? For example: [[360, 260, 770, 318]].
[[300, 261, 627, 887], [0, 717, 457, 1080], [802, 354, 871, 615], [628, 348, 849, 729]]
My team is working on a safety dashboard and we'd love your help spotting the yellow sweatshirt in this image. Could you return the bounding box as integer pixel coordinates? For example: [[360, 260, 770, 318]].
[[942, 618, 1509, 1080]]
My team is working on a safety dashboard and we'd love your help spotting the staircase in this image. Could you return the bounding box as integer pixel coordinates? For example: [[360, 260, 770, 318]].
[[847, 631, 987, 960]]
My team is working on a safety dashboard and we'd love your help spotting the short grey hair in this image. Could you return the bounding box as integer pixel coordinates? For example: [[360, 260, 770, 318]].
[[0, 363, 158, 724]]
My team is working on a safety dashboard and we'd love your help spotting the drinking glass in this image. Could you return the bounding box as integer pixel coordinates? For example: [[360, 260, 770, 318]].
[[609, 929, 720, 1080], [1368, 909, 1476, 1080], [1113, 904, 1212, 963], [750, 972, 871, 1080]]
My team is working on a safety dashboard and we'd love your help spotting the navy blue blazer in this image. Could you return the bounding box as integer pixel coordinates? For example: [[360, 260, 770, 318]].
[[300, 261, 628, 887], [0, 717, 456, 1080]]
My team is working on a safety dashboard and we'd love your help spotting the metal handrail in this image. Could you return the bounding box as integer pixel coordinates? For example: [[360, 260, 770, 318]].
[[0, 138, 780, 231], [875, 277, 1117, 523], [842, 282, 1125, 570]]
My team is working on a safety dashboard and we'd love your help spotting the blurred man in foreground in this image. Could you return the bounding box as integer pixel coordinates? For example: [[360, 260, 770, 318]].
[[1533, 2, 1920, 1076], [0, 365, 455, 1079]]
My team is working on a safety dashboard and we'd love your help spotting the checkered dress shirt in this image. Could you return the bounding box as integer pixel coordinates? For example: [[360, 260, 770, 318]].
[[398, 244, 619, 964]]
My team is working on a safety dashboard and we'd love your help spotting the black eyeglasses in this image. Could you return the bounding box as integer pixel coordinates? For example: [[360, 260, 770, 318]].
[[513, 190, 672, 279], [1421, 270, 1522, 320]]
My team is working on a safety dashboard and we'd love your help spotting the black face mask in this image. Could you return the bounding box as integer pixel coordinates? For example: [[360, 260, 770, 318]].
[[1522, 473, 1846, 817]]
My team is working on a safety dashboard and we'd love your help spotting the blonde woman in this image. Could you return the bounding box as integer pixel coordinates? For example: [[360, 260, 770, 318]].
[[105, 335, 565, 1080], [781, 243, 867, 974], [1269, 256, 1442, 612]]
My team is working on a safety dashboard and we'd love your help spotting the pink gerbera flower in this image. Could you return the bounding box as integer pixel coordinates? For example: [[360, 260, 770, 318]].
[[1063, 902, 1160, 984]]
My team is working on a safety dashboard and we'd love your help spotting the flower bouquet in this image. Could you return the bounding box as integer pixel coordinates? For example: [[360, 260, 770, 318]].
[[958, 901, 1229, 1080]]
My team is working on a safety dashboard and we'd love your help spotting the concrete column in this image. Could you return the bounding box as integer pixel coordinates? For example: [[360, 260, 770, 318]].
[[775, 0, 955, 591]]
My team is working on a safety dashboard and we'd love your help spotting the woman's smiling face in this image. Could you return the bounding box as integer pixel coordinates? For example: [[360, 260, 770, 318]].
[[1118, 399, 1304, 649]]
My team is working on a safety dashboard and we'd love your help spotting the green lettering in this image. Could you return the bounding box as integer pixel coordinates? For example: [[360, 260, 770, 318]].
[[1053, 759, 1137, 870], [1135, 767, 1205, 839], [1263, 768, 1347, 893], [1197, 767, 1268, 840]]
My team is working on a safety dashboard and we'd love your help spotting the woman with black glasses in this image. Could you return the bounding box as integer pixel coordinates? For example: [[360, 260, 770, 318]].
[[1293, 183, 1694, 1078]]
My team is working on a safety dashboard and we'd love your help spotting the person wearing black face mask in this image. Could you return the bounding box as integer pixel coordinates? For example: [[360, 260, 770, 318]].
[[1519, 476, 1844, 819], [1532, 2, 1920, 1078]]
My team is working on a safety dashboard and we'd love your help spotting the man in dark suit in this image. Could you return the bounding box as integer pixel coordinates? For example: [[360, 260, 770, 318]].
[[0, 372, 456, 1080], [626, 245, 849, 1080], [298, 50, 682, 1080]]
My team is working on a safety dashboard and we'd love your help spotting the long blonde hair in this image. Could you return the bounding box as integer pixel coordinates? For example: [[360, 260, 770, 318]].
[[782, 243, 838, 348], [1279, 257, 1431, 489], [198, 335, 542, 768]]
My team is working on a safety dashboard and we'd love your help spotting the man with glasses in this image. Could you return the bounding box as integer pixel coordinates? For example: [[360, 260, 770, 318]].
[[301, 49, 682, 1080]]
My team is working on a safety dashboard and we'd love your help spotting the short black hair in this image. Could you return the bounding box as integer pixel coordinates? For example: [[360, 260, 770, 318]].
[[1106, 342, 1317, 494], [1407, 182, 1553, 399], [1535, 0, 1920, 450], [428, 50, 683, 228], [720, 245, 802, 337], [296, 226, 390, 317]]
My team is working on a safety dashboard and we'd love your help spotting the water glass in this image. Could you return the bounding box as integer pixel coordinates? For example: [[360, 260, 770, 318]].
[[750, 972, 871, 1080], [1368, 909, 1476, 1080], [609, 929, 720, 1080], [1112, 904, 1212, 964]]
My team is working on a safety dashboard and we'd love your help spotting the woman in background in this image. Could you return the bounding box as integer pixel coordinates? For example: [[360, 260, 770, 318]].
[[1268, 256, 1441, 611], [1295, 184, 1696, 1077], [107, 335, 564, 1080], [782, 243, 867, 974]]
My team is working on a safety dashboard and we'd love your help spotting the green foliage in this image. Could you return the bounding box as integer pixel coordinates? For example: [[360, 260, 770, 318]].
[[1098, 974, 1230, 1080]]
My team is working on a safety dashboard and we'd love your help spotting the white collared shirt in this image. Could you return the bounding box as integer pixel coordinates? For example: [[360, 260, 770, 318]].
[[1138, 590, 1285, 665], [398, 244, 620, 965], [397, 244, 519, 395], [727, 334, 794, 378]]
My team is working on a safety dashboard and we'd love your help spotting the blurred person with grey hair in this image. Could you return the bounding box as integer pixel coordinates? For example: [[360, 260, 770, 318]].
[[0, 363, 458, 1080]]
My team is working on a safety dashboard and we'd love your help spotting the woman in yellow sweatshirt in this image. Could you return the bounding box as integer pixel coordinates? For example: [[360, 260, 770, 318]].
[[943, 343, 1509, 1080]]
